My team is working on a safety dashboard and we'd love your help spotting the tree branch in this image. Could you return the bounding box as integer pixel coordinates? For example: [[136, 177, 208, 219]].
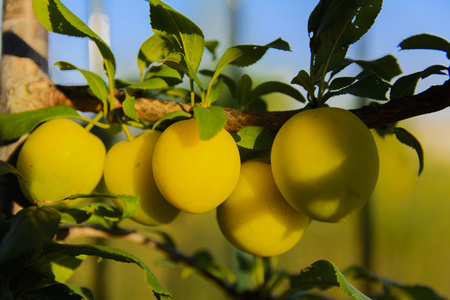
[[55, 225, 262, 300], [55, 79, 450, 132]]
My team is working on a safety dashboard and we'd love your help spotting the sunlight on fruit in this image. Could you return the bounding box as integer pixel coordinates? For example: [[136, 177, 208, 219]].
[[103, 130, 180, 226], [271, 107, 379, 223], [217, 158, 309, 257], [152, 118, 241, 214], [16, 118, 106, 203]]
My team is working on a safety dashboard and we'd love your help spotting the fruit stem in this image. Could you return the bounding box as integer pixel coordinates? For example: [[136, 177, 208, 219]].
[[80, 111, 107, 132], [121, 122, 134, 141], [254, 256, 265, 288]]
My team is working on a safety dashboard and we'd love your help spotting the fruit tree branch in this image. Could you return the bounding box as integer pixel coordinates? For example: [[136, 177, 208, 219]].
[[56, 79, 450, 132], [55, 225, 265, 300]]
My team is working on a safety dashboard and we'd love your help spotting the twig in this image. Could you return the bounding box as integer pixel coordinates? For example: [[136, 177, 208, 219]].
[[55, 225, 250, 299]]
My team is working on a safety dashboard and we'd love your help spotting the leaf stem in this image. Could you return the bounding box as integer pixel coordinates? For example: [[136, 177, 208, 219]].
[[120, 122, 134, 141]]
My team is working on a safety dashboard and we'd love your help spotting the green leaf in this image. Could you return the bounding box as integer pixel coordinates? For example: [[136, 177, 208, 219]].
[[21, 283, 84, 299], [59, 208, 90, 225], [51, 255, 85, 283], [55, 61, 108, 107], [249, 81, 306, 104], [208, 77, 224, 104], [344, 266, 446, 300], [399, 33, 450, 59], [235, 74, 253, 109], [289, 260, 371, 300], [353, 55, 402, 82], [64, 193, 140, 220], [0, 161, 26, 184], [390, 65, 449, 99], [123, 94, 138, 121], [149, 0, 205, 72], [152, 111, 192, 130], [33, 0, 116, 82], [0, 206, 61, 264], [40, 242, 173, 299], [193, 106, 227, 140], [391, 127, 424, 175], [206, 39, 290, 105], [163, 52, 204, 89], [309, 0, 382, 76], [291, 70, 315, 96], [127, 77, 171, 93], [236, 126, 276, 150], [73, 202, 121, 229], [326, 73, 390, 101], [137, 35, 172, 80], [145, 65, 184, 86], [205, 40, 219, 60], [0, 106, 80, 142]]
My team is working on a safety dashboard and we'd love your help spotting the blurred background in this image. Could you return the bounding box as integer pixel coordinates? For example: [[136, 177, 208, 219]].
[[12, 0, 450, 299]]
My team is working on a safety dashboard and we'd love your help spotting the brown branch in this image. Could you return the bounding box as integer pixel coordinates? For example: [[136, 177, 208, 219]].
[[59, 79, 450, 132], [138, 79, 450, 132]]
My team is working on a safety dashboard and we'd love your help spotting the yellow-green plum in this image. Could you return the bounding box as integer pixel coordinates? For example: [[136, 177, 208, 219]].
[[152, 118, 240, 214], [217, 157, 309, 257], [271, 107, 379, 222], [103, 130, 180, 226], [16, 118, 106, 204]]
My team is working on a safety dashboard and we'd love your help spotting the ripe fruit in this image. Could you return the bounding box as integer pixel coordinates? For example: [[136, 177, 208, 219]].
[[103, 130, 179, 226], [217, 158, 309, 257], [271, 107, 379, 223], [16, 118, 106, 203], [152, 118, 240, 214]]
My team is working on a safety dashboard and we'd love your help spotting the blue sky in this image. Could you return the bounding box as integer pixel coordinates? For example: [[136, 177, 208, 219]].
[[49, 0, 450, 110]]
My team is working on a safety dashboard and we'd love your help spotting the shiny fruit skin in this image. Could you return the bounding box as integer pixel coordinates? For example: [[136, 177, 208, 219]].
[[103, 130, 179, 226], [16, 118, 106, 203], [271, 107, 379, 223], [152, 118, 241, 214], [217, 158, 309, 257]]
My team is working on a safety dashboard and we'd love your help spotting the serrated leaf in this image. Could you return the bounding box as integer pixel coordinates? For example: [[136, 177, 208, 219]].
[[152, 111, 192, 130], [33, 0, 116, 81], [55, 61, 108, 107], [249, 81, 306, 104], [391, 127, 424, 175], [291, 70, 315, 95], [399, 33, 450, 59], [353, 55, 402, 82], [289, 260, 371, 300], [390, 65, 449, 99], [0, 206, 61, 264], [236, 127, 276, 150], [138, 35, 172, 80], [309, 0, 382, 76], [163, 52, 204, 89], [193, 106, 227, 140], [326, 73, 390, 101], [0, 106, 80, 142], [40, 242, 173, 299], [149, 0, 204, 72]]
